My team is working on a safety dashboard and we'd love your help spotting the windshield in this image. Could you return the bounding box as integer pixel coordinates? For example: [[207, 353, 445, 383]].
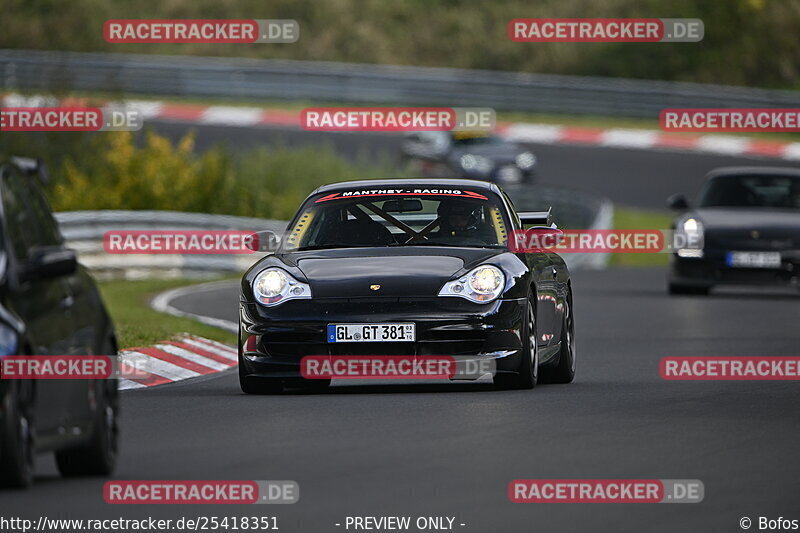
[[698, 175, 800, 209], [283, 189, 510, 251], [450, 133, 504, 148]]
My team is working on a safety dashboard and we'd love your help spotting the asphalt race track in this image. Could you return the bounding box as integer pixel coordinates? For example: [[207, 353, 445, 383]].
[[4, 268, 799, 532], [4, 125, 799, 532]]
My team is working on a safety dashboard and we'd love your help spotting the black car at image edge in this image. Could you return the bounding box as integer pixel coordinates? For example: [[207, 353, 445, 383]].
[[239, 178, 575, 394], [0, 158, 119, 489]]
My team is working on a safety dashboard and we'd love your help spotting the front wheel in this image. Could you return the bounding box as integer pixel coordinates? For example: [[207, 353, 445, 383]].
[[494, 296, 538, 390], [0, 380, 35, 488], [55, 379, 119, 477], [541, 291, 576, 384]]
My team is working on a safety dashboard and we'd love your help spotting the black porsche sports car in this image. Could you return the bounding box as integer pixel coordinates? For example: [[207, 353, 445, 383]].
[[239, 179, 575, 393], [667, 166, 800, 295], [0, 158, 119, 488], [400, 131, 538, 185]]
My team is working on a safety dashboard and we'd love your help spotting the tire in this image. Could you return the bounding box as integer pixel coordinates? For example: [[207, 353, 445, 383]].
[[541, 290, 576, 384], [55, 337, 119, 477], [240, 376, 284, 395], [55, 379, 119, 477], [0, 380, 35, 488], [239, 353, 283, 394], [494, 295, 538, 390], [668, 283, 710, 295], [295, 378, 331, 391]]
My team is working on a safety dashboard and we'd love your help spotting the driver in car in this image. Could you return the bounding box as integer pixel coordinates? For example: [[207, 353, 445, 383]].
[[433, 200, 494, 244]]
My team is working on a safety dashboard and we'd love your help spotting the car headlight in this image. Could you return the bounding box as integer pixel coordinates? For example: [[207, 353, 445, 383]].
[[0, 322, 18, 357], [438, 265, 505, 303], [460, 154, 493, 174], [515, 151, 536, 170], [677, 217, 705, 258], [253, 268, 311, 307]]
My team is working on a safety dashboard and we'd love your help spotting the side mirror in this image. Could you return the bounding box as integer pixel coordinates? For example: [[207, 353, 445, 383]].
[[667, 194, 690, 210], [10, 157, 50, 184], [510, 226, 565, 253], [245, 230, 281, 253], [21, 247, 77, 282]]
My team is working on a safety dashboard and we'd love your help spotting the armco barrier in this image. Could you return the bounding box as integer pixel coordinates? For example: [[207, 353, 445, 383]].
[[54, 188, 612, 278], [55, 210, 285, 279], [3, 49, 800, 118]]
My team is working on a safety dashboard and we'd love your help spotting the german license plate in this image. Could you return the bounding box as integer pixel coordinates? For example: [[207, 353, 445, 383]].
[[327, 323, 415, 343], [726, 251, 781, 268]]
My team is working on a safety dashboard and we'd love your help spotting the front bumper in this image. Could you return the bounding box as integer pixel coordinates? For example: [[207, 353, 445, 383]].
[[239, 297, 526, 379], [669, 249, 800, 288]]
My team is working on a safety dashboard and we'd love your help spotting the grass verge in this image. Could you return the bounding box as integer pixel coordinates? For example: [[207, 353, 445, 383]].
[[609, 207, 673, 268], [97, 277, 237, 349]]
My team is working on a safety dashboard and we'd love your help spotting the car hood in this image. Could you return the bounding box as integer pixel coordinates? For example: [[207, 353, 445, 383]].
[[690, 208, 800, 249], [692, 208, 800, 231], [286, 247, 501, 298]]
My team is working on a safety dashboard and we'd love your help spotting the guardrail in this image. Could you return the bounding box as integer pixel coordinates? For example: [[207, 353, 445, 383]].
[[54, 186, 612, 278], [4, 49, 800, 118], [55, 210, 285, 279]]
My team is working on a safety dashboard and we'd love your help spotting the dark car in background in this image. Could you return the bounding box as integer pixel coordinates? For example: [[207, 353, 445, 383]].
[[667, 167, 800, 295], [401, 131, 538, 185], [0, 158, 119, 488], [239, 179, 575, 394]]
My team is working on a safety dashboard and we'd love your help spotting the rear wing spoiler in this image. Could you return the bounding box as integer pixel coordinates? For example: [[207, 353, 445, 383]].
[[518, 207, 554, 227]]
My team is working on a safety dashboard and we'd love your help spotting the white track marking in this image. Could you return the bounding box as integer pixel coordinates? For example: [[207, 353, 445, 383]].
[[155, 343, 231, 371], [695, 136, 750, 155], [180, 337, 238, 362], [781, 143, 800, 160], [124, 350, 201, 381], [502, 123, 564, 144], [200, 106, 263, 126], [118, 379, 147, 390], [600, 129, 658, 148]]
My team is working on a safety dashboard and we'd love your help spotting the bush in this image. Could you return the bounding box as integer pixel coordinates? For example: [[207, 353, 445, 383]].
[[1, 130, 399, 220]]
